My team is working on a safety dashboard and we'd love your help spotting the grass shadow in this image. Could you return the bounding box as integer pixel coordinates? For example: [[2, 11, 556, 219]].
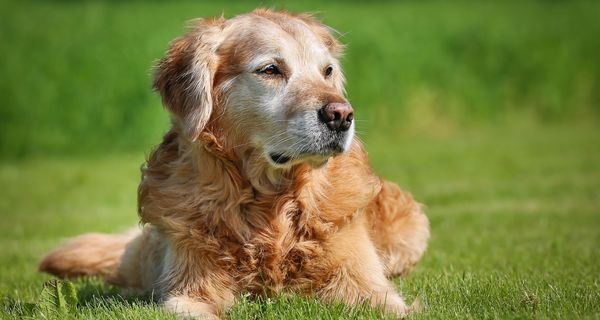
[[73, 277, 156, 307], [1, 277, 158, 319]]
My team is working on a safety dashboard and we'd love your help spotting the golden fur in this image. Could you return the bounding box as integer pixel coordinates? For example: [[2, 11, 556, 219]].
[[39, 9, 430, 319]]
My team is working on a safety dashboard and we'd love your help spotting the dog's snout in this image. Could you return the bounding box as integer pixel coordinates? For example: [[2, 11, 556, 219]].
[[318, 102, 354, 132]]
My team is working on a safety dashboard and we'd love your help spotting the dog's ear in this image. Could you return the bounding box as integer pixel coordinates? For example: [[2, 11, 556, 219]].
[[153, 18, 224, 140]]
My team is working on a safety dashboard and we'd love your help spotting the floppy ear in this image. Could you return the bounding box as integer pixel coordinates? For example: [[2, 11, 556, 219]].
[[153, 18, 224, 140]]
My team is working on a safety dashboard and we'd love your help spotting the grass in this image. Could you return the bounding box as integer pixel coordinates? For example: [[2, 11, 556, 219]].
[[1, 0, 599, 158], [1, 122, 599, 319], [1, 0, 599, 318]]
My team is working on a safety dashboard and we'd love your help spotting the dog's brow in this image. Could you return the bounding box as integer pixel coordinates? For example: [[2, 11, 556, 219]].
[[250, 56, 285, 69]]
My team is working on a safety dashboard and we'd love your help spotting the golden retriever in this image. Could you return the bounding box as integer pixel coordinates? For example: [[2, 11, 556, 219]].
[[39, 9, 430, 319]]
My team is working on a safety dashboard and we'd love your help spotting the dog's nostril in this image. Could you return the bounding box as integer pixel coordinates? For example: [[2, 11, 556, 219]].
[[333, 111, 342, 121], [318, 106, 334, 123]]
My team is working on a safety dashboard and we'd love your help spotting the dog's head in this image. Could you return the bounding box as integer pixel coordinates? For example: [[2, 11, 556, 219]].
[[154, 9, 353, 168]]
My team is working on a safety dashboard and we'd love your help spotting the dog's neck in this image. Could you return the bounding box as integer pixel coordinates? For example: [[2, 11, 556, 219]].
[[197, 130, 320, 194], [139, 128, 380, 242]]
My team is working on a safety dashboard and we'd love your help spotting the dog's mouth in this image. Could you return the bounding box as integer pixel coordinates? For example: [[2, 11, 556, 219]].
[[266, 133, 352, 168], [267, 150, 335, 168], [269, 153, 292, 165], [268, 153, 330, 169]]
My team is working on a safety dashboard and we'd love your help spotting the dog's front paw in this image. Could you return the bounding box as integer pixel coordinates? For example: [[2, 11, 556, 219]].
[[163, 296, 219, 319], [379, 293, 427, 319], [386, 297, 423, 319], [385, 300, 410, 319]]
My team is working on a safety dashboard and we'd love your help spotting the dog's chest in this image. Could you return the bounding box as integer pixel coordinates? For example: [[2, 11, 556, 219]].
[[228, 216, 331, 294]]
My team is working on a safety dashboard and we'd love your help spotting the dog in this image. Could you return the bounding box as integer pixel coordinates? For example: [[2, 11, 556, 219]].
[[39, 9, 430, 319]]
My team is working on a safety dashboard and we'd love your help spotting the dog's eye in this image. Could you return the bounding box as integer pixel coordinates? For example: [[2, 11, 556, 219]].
[[257, 64, 282, 76], [324, 66, 333, 77]]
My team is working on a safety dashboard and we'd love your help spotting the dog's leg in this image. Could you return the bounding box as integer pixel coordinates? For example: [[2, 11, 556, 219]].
[[366, 180, 430, 277], [157, 245, 237, 319], [319, 220, 413, 318]]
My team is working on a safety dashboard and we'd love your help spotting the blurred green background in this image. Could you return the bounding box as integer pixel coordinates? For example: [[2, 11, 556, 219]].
[[1, 1, 599, 319], [1, 0, 598, 158]]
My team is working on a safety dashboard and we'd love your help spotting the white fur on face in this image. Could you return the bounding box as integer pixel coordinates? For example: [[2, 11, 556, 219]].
[[221, 18, 353, 168]]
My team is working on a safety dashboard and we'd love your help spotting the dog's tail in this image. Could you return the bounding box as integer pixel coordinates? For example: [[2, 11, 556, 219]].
[[39, 229, 140, 285]]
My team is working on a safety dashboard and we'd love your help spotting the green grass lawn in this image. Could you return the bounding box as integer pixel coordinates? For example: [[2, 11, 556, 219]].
[[1, 0, 600, 318], [1, 123, 599, 319]]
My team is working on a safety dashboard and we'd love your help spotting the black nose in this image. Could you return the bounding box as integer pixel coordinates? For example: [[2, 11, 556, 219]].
[[318, 102, 354, 132]]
